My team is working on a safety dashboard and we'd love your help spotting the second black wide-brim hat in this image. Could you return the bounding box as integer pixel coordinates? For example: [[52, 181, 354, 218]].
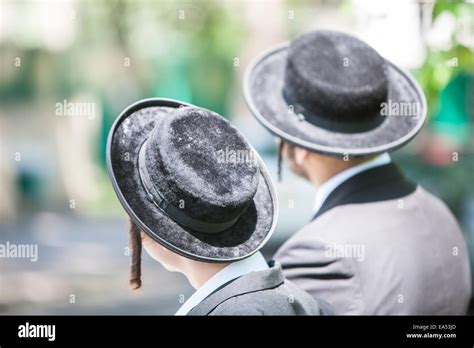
[[107, 98, 277, 262], [244, 30, 427, 156]]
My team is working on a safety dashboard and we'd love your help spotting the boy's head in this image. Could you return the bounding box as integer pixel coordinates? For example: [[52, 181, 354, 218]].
[[107, 99, 277, 290]]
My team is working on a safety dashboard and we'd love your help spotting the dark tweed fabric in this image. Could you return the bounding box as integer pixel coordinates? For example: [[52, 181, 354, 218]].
[[109, 103, 276, 261], [244, 30, 426, 156], [145, 107, 259, 223]]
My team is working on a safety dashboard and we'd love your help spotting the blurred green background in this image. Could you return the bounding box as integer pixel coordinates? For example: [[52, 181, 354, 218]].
[[0, 0, 473, 314]]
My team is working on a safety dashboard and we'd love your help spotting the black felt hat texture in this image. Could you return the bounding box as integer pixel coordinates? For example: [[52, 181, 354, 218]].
[[244, 30, 427, 156], [107, 98, 277, 262]]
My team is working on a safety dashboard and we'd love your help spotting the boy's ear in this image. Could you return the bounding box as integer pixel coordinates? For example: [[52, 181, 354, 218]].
[[294, 146, 308, 166]]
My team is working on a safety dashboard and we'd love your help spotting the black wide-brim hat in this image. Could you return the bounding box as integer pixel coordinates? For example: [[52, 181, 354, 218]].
[[107, 98, 278, 262], [244, 30, 427, 156]]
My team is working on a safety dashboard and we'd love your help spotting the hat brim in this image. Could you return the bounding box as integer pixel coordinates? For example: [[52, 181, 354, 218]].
[[244, 43, 427, 156], [107, 98, 278, 262]]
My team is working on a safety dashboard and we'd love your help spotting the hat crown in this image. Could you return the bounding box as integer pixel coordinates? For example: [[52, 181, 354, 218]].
[[144, 107, 259, 225], [283, 31, 389, 132]]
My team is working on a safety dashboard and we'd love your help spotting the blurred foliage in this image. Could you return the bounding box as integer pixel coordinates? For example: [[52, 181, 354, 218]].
[[285, 0, 346, 37], [415, 0, 474, 119], [0, 1, 246, 111]]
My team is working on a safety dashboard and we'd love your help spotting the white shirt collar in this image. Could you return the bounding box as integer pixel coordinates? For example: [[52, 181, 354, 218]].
[[312, 153, 391, 214], [175, 251, 269, 315]]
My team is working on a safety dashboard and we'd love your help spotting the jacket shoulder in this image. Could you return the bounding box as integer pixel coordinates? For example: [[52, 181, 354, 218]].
[[208, 282, 325, 316], [209, 296, 264, 315]]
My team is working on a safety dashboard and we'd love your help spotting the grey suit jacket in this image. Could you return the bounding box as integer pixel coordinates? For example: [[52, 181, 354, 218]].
[[188, 262, 328, 315], [274, 163, 471, 315]]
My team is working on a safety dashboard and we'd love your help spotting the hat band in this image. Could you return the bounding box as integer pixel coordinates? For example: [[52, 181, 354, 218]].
[[282, 88, 386, 134], [138, 140, 241, 234]]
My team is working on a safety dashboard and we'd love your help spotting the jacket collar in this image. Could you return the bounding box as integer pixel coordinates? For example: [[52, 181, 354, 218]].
[[312, 163, 416, 221], [312, 153, 391, 214], [176, 252, 268, 316], [187, 261, 284, 316]]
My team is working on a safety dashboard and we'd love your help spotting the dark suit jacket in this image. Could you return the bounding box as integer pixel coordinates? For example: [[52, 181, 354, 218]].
[[188, 261, 328, 315], [274, 163, 471, 314]]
